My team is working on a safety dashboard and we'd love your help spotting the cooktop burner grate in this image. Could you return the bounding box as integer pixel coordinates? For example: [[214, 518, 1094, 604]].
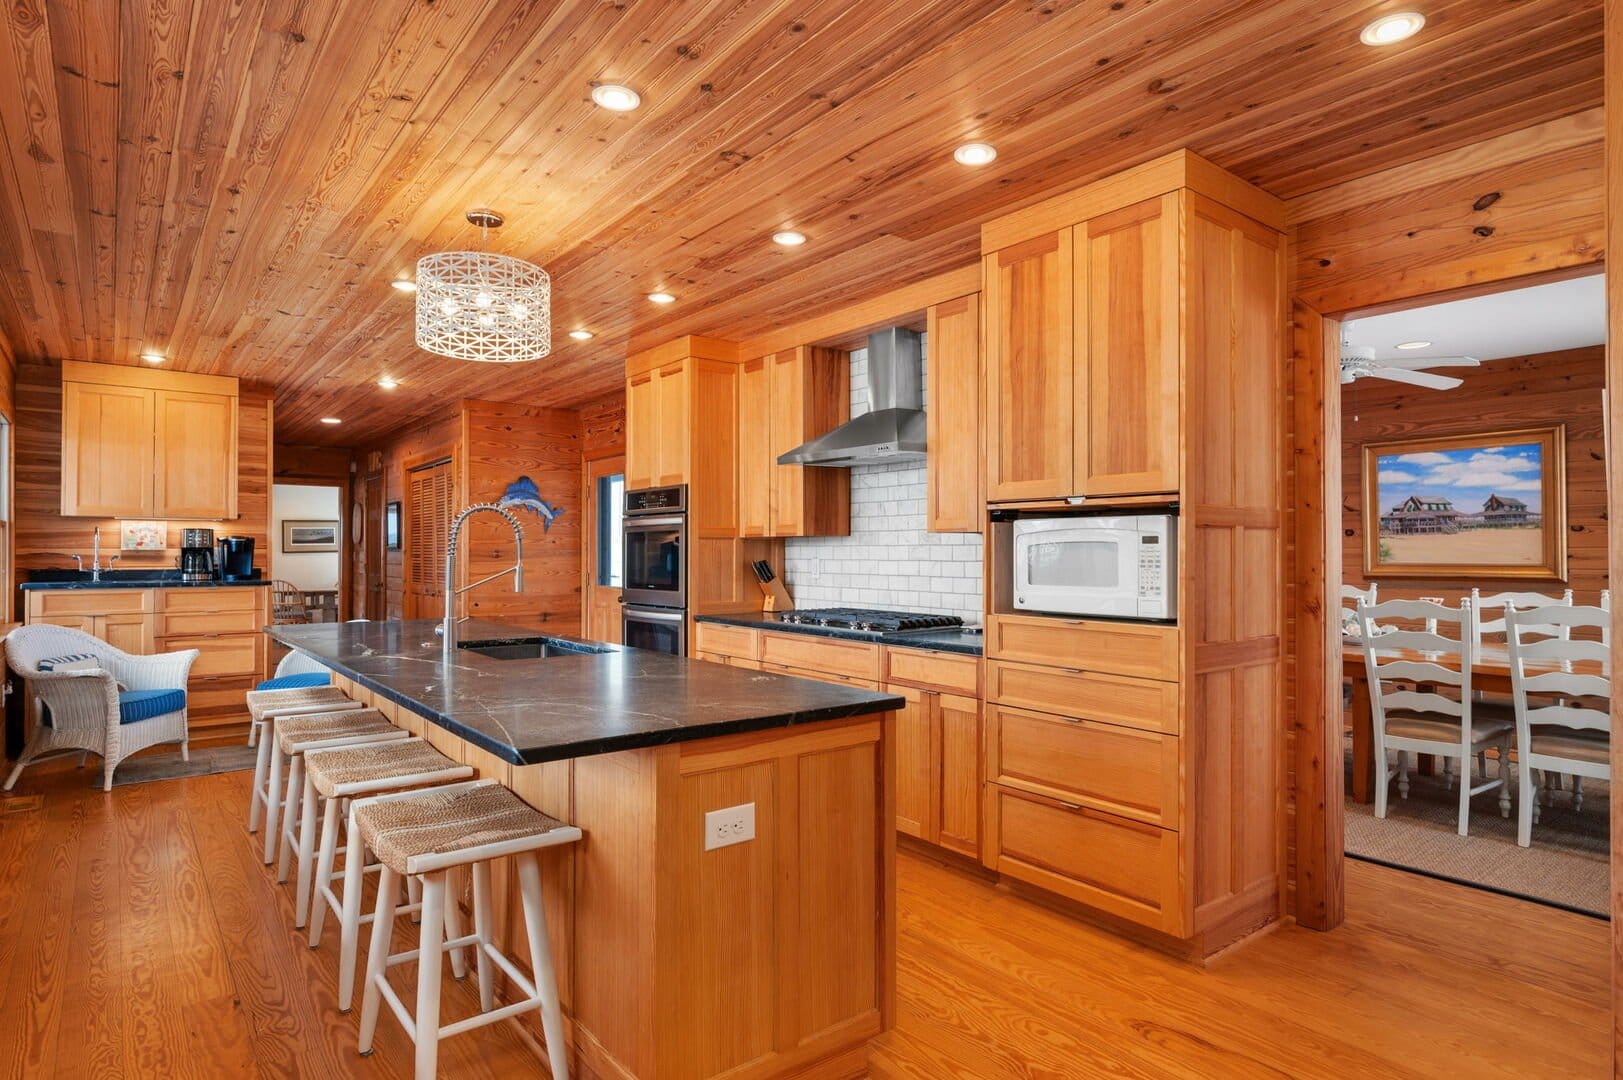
[[778, 607, 965, 634]]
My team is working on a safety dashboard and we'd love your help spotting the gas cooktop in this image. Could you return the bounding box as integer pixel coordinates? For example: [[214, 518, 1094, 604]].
[[776, 608, 965, 635]]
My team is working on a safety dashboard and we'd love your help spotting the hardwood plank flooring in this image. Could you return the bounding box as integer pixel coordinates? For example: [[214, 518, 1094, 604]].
[[0, 760, 1608, 1079]]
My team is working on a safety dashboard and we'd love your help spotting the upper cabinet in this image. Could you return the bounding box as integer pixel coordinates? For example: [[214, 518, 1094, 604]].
[[984, 232, 1074, 501], [60, 361, 239, 519], [622, 336, 741, 537], [737, 345, 849, 538], [925, 295, 982, 533]]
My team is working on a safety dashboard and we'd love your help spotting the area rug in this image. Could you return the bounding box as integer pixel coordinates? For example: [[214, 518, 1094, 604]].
[[105, 743, 260, 787], [1344, 754, 1609, 917]]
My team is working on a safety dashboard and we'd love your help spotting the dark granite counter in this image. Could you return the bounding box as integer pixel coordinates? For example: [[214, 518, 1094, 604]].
[[694, 612, 983, 656], [22, 570, 270, 590], [265, 619, 904, 766]]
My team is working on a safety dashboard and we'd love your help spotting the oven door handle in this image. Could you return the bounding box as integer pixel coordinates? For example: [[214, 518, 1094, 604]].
[[623, 606, 685, 623], [624, 515, 685, 530]]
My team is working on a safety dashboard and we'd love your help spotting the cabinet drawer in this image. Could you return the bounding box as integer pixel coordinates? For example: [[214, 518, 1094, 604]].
[[986, 613, 1179, 681], [988, 703, 1178, 826], [987, 785, 1181, 933], [987, 660, 1180, 735], [693, 623, 760, 660], [759, 632, 880, 682], [159, 633, 264, 678], [156, 609, 262, 636], [29, 589, 154, 618], [758, 661, 880, 692], [882, 647, 980, 695], [158, 587, 264, 613]]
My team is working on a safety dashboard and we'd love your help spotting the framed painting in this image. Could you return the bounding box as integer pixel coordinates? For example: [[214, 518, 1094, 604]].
[[282, 519, 341, 553], [1361, 425, 1567, 580]]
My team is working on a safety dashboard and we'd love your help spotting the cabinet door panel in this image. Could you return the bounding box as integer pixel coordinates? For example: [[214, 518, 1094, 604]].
[[61, 383, 155, 517], [767, 347, 849, 537], [153, 390, 238, 518], [985, 232, 1073, 500], [937, 692, 981, 856], [890, 684, 936, 842], [737, 357, 772, 537], [654, 362, 690, 486], [625, 373, 658, 490], [926, 295, 982, 532], [100, 612, 155, 656], [1075, 195, 1180, 495]]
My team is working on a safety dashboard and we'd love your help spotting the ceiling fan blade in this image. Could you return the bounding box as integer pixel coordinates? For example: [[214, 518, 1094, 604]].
[[1378, 355, 1480, 369], [1369, 368, 1463, 390]]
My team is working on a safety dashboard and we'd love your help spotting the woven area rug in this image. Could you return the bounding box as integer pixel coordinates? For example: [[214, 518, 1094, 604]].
[[1344, 754, 1609, 917], [104, 743, 260, 787]]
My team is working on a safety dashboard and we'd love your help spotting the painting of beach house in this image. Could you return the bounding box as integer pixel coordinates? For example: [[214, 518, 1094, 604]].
[[1361, 426, 1566, 580]]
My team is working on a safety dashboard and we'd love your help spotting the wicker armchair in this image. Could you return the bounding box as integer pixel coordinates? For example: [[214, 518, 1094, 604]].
[[4, 625, 199, 792]]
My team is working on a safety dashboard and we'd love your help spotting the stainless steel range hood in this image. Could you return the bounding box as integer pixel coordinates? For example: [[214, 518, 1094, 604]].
[[777, 326, 926, 467]]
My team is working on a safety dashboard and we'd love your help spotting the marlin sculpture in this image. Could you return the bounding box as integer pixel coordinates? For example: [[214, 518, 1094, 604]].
[[498, 476, 566, 532]]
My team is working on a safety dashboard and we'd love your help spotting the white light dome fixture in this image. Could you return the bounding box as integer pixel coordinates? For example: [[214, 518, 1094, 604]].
[[415, 209, 552, 363]]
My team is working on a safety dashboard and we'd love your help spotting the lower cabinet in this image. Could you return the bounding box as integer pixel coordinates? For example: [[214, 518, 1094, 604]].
[[25, 585, 271, 734]]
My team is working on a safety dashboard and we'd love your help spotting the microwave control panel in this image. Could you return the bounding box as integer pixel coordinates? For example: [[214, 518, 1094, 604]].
[[1137, 536, 1168, 618]]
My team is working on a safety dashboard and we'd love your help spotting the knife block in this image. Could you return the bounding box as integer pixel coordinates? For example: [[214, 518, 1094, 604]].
[[757, 577, 794, 613]]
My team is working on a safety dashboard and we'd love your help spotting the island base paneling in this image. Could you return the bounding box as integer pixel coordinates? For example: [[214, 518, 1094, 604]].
[[326, 672, 893, 1080]]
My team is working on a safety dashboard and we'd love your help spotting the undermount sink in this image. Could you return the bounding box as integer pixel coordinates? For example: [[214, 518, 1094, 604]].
[[457, 639, 605, 661]]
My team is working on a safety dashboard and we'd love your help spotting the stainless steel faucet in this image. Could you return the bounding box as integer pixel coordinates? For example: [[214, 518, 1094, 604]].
[[76, 527, 119, 582], [438, 503, 525, 656]]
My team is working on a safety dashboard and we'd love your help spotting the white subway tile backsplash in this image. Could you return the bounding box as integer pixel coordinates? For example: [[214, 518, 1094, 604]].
[[783, 342, 985, 622]]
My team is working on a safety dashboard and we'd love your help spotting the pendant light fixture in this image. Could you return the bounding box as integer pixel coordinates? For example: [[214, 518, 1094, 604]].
[[415, 209, 552, 363]]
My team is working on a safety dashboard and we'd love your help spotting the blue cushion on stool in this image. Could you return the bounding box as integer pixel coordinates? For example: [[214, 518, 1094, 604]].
[[255, 671, 331, 692], [117, 688, 187, 724]]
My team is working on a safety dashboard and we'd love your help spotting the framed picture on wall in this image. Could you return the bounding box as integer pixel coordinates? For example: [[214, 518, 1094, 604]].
[[282, 519, 341, 553], [385, 501, 402, 551], [1361, 425, 1567, 580]]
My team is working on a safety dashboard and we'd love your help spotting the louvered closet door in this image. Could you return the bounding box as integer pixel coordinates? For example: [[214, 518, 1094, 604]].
[[405, 459, 453, 620]]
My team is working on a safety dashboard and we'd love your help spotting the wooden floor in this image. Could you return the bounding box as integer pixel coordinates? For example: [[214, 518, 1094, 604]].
[[0, 760, 1608, 1080]]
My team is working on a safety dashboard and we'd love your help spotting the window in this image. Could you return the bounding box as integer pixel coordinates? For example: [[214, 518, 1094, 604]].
[[596, 473, 624, 587]]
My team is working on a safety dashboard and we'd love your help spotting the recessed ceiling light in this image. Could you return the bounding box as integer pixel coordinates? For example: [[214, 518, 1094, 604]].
[[139, 351, 165, 364], [773, 230, 807, 247], [569, 329, 594, 341], [1395, 340, 1432, 350], [648, 292, 675, 304], [591, 84, 641, 111], [390, 279, 417, 293], [320, 417, 342, 425], [953, 142, 997, 166], [377, 376, 400, 390], [1360, 12, 1425, 46]]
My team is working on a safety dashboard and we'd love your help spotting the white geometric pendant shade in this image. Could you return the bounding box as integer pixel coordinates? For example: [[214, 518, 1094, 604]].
[[415, 211, 551, 363]]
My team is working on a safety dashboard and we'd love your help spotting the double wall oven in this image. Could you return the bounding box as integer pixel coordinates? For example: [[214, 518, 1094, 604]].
[[621, 484, 687, 655]]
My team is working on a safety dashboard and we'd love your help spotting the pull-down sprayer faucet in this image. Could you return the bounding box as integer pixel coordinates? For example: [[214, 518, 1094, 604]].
[[438, 503, 525, 656]]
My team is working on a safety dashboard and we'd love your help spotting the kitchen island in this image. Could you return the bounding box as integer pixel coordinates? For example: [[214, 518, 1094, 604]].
[[267, 619, 902, 1080]]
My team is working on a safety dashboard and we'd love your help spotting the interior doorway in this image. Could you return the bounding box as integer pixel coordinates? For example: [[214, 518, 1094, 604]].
[[1332, 271, 1609, 917], [404, 453, 455, 621], [271, 481, 346, 623], [582, 454, 625, 642]]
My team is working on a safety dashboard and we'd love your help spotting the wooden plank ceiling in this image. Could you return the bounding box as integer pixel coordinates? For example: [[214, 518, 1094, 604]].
[[0, 0, 1602, 446]]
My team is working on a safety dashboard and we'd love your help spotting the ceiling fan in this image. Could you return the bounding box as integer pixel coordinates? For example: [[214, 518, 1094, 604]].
[[1338, 344, 1480, 390]]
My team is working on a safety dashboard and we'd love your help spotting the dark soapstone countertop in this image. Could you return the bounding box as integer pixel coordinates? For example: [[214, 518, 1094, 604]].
[[693, 611, 983, 656], [266, 619, 904, 766], [22, 569, 270, 590]]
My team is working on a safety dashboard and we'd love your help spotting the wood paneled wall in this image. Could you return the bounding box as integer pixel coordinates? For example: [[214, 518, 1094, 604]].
[[458, 398, 583, 631], [274, 443, 352, 483], [1289, 109, 1603, 316], [579, 391, 626, 460], [354, 412, 462, 621], [12, 361, 272, 607], [1341, 346, 1607, 602]]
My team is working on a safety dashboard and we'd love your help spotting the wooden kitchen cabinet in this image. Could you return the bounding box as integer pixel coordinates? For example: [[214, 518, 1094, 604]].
[[625, 368, 660, 489], [925, 294, 982, 533], [59, 361, 239, 519], [984, 231, 1073, 501], [758, 346, 850, 537], [624, 361, 690, 490], [892, 684, 935, 841], [737, 356, 773, 536]]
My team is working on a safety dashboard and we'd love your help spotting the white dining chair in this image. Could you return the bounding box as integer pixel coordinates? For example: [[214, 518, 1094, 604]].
[[1357, 597, 1513, 836], [1471, 587, 1574, 647], [1506, 603, 1610, 847], [1340, 583, 1376, 639]]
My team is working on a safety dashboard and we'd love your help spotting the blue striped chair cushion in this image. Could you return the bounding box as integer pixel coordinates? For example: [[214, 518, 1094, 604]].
[[37, 653, 100, 673], [255, 671, 332, 691], [41, 688, 186, 728]]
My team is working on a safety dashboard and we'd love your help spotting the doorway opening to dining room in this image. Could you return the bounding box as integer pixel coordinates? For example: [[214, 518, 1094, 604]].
[[270, 481, 347, 625], [1332, 270, 1609, 918]]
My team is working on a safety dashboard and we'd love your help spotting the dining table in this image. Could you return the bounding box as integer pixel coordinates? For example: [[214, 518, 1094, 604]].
[[1342, 640, 1606, 803]]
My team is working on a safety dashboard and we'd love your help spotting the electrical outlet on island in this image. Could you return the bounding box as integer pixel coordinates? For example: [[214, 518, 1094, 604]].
[[704, 802, 756, 851]]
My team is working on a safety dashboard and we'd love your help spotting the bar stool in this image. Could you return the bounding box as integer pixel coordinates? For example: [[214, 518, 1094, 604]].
[[270, 708, 409, 877], [247, 685, 363, 835], [354, 780, 580, 1080], [300, 737, 475, 1007]]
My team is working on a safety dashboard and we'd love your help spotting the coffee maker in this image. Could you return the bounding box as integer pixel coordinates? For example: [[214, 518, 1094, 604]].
[[180, 528, 215, 582], [216, 535, 256, 581]]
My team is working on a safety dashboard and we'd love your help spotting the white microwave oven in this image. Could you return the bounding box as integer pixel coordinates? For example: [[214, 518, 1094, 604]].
[[1011, 513, 1177, 621]]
